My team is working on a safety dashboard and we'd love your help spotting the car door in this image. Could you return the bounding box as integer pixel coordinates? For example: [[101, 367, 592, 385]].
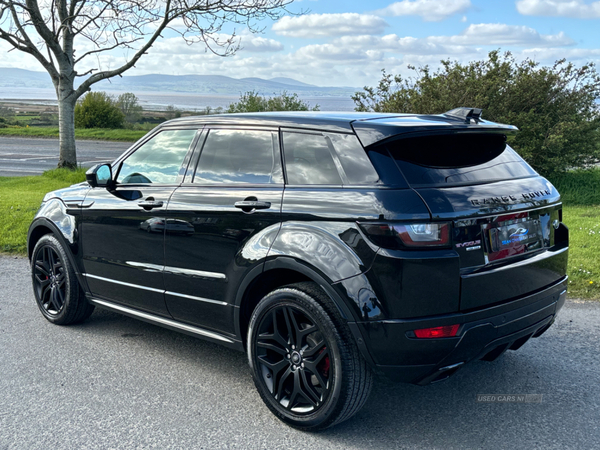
[[163, 127, 284, 334], [80, 128, 199, 316]]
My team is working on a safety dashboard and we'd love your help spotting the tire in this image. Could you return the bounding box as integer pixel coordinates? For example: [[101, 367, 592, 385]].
[[31, 234, 95, 325], [247, 282, 373, 430]]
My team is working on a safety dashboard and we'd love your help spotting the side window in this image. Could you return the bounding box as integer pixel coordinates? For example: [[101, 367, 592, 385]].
[[193, 129, 282, 184], [327, 133, 379, 184], [282, 132, 343, 185], [117, 129, 196, 184]]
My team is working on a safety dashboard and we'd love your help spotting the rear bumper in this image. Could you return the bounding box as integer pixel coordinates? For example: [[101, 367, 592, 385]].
[[357, 277, 567, 384]]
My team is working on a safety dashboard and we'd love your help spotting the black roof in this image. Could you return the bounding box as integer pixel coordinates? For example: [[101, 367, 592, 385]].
[[162, 111, 518, 147]]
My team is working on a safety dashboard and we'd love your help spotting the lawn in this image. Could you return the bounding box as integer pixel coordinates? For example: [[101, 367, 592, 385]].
[[0, 168, 86, 254], [0, 126, 145, 142], [0, 167, 598, 299], [550, 169, 600, 299]]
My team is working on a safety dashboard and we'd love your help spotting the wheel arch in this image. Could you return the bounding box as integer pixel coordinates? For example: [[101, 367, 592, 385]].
[[28, 217, 87, 289], [234, 257, 365, 350], [27, 222, 54, 260]]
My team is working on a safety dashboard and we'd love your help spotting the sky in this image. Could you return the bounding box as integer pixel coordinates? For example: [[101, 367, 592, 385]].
[[1, 0, 599, 88]]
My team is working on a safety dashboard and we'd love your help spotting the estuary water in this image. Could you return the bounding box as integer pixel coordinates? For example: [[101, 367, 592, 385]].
[[0, 88, 356, 112]]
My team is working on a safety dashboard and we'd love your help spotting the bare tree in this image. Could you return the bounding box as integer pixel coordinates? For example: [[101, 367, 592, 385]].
[[0, 0, 293, 168]]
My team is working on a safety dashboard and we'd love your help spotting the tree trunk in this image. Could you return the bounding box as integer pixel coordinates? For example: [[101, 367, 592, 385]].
[[57, 95, 77, 169]]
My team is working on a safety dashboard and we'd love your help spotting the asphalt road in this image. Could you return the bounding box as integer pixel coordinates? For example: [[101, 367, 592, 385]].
[[0, 137, 132, 176], [1, 255, 599, 450]]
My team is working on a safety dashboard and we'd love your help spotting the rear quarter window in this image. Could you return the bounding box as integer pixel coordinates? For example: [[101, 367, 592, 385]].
[[282, 131, 379, 185], [282, 132, 343, 185]]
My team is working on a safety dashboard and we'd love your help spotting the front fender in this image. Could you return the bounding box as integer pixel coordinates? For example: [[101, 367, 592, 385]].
[[27, 199, 87, 288], [29, 198, 78, 246]]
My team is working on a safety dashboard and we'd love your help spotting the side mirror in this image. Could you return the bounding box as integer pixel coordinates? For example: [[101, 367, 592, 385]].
[[86, 164, 113, 188]]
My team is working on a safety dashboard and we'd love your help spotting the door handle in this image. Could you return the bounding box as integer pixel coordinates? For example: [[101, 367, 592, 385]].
[[234, 201, 271, 211], [138, 200, 164, 210]]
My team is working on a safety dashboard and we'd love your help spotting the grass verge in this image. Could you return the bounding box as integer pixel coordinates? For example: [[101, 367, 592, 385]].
[[562, 205, 600, 299], [0, 126, 146, 142], [0, 167, 598, 299], [0, 168, 86, 254], [548, 169, 600, 299]]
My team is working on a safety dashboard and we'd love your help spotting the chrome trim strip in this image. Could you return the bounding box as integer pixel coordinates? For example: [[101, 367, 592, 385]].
[[83, 273, 164, 293], [125, 261, 164, 272], [123, 262, 226, 279], [83, 273, 227, 306], [463, 246, 568, 279], [162, 265, 227, 280], [90, 299, 234, 344], [165, 291, 228, 306]]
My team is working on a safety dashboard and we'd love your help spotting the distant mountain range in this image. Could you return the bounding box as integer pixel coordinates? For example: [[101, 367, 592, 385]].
[[0, 68, 358, 98]]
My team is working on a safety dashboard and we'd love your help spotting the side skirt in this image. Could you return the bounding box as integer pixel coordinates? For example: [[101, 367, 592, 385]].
[[88, 297, 244, 352]]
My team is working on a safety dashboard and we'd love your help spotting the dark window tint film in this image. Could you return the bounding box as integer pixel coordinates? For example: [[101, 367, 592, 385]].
[[194, 130, 282, 184], [386, 134, 537, 187], [327, 133, 379, 185], [283, 132, 343, 185]]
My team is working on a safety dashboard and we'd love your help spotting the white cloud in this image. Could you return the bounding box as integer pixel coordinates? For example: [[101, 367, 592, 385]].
[[375, 0, 471, 21], [149, 34, 283, 56], [0, 40, 42, 69], [239, 36, 284, 53], [521, 47, 600, 61], [330, 24, 574, 56], [272, 13, 388, 38], [449, 23, 575, 46], [294, 44, 385, 62], [70, 21, 581, 88], [332, 35, 475, 56], [516, 0, 600, 18]]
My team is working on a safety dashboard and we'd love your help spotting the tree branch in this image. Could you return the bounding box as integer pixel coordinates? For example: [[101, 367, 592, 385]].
[[74, 0, 173, 97], [24, 0, 67, 64], [0, 1, 59, 80]]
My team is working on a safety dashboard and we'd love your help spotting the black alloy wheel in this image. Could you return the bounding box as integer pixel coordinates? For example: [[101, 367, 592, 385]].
[[33, 244, 66, 315], [254, 304, 332, 414], [31, 234, 95, 325], [248, 282, 373, 430]]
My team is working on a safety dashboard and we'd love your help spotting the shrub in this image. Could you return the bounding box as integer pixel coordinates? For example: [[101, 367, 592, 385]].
[[0, 106, 14, 119], [352, 51, 600, 176], [164, 105, 182, 120], [116, 93, 143, 124], [227, 91, 319, 113], [75, 92, 125, 129]]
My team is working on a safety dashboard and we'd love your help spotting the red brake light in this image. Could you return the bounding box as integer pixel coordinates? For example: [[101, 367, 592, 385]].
[[414, 324, 460, 339]]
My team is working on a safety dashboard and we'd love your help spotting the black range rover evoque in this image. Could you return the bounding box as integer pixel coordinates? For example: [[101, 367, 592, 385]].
[[28, 109, 569, 430]]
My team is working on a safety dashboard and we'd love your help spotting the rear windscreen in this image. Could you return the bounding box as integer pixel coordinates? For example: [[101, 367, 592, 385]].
[[385, 133, 537, 187]]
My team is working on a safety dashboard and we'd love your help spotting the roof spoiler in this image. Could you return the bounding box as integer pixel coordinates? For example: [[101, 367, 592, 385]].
[[443, 107, 482, 124]]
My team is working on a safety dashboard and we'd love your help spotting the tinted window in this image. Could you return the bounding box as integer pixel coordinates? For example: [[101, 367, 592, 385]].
[[117, 129, 196, 184], [283, 132, 343, 185], [194, 130, 282, 184], [327, 133, 379, 184], [387, 135, 537, 187]]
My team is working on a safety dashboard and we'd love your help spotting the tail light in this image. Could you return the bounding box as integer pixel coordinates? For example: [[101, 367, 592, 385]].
[[413, 324, 460, 339], [359, 222, 451, 249]]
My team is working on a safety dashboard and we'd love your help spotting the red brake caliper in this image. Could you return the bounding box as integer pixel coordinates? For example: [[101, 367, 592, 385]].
[[318, 348, 330, 378]]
